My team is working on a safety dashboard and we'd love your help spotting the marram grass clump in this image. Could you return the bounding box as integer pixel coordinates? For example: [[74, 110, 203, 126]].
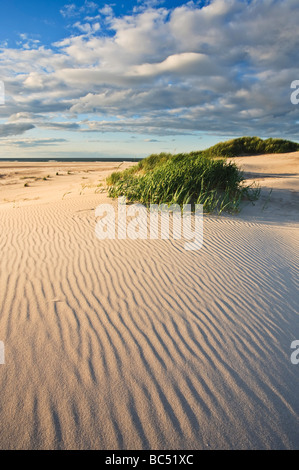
[[201, 136, 299, 158], [107, 150, 260, 214]]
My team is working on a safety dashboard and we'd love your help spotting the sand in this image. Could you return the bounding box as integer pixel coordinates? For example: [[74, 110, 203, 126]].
[[0, 153, 298, 450]]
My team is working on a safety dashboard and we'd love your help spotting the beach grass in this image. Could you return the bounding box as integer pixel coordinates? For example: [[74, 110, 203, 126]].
[[107, 151, 258, 214], [106, 137, 299, 213]]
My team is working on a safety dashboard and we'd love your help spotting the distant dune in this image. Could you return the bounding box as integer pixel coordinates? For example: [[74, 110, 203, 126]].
[[0, 154, 298, 449]]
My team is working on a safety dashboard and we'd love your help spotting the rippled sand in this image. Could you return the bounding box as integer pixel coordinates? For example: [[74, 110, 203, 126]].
[[0, 154, 298, 449]]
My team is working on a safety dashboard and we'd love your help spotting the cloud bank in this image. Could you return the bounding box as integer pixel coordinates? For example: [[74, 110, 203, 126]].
[[0, 0, 299, 144], [0, 123, 35, 137]]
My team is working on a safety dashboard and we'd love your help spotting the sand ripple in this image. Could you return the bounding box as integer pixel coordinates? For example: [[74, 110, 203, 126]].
[[0, 192, 298, 449]]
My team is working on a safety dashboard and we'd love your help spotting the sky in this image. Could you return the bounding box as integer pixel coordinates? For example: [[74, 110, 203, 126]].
[[0, 0, 299, 159]]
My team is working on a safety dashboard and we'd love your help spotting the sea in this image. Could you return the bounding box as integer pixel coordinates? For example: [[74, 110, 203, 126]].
[[0, 157, 142, 162]]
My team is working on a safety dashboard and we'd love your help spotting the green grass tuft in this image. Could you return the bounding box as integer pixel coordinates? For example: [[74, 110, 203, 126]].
[[107, 152, 258, 214]]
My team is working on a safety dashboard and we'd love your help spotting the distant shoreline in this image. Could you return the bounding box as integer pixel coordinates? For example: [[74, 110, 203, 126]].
[[0, 157, 143, 163]]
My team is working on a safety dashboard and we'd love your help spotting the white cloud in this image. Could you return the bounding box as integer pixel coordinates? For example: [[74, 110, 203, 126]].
[[60, 3, 78, 18], [61, 1, 100, 18], [99, 5, 114, 16], [24, 72, 44, 89], [0, 137, 67, 147], [8, 112, 42, 122], [130, 52, 220, 77], [73, 21, 101, 34], [135, 0, 165, 12]]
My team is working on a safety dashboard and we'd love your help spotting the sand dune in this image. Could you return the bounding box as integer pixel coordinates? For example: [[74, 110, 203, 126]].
[[0, 154, 298, 449]]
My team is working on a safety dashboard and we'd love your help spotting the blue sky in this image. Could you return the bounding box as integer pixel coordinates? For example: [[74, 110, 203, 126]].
[[0, 0, 299, 159]]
